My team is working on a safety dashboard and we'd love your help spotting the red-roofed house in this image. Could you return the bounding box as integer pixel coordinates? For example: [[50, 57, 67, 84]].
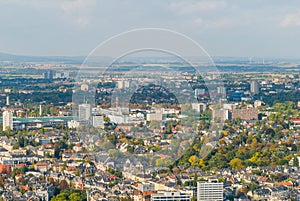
[[290, 118, 300, 129]]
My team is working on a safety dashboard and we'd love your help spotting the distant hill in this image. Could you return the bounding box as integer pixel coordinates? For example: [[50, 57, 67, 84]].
[[0, 52, 85, 64]]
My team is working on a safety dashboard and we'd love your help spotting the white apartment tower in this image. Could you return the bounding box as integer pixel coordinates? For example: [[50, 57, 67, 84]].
[[3, 110, 13, 131], [78, 104, 91, 122], [92, 115, 104, 129], [250, 81, 260, 95], [197, 180, 223, 201]]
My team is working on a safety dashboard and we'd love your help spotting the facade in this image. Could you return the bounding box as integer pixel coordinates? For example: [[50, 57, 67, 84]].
[[147, 110, 163, 121], [133, 182, 156, 201], [92, 115, 104, 129], [194, 88, 206, 98], [197, 180, 223, 201], [231, 108, 258, 120], [250, 81, 260, 95], [192, 103, 207, 113], [213, 108, 258, 121], [138, 182, 155, 192], [217, 86, 226, 98], [212, 109, 229, 122], [3, 110, 13, 131], [151, 192, 191, 201], [78, 104, 91, 122], [44, 70, 54, 81], [117, 80, 130, 89]]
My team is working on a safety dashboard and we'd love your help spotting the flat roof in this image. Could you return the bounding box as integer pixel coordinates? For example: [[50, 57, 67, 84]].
[[0, 116, 75, 123]]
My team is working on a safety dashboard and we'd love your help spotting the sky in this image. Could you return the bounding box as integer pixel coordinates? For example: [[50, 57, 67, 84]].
[[0, 0, 300, 58]]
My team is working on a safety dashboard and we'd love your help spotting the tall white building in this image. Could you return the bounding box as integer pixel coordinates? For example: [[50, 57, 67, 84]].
[[217, 86, 226, 98], [197, 180, 223, 201], [250, 81, 260, 95], [78, 104, 91, 122], [92, 115, 104, 129], [3, 110, 13, 131]]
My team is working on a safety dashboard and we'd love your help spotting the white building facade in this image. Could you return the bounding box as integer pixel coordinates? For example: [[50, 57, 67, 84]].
[[3, 110, 13, 131]]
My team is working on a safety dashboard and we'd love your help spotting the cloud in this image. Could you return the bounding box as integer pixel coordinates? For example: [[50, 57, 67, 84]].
[[61, 0, 96, 27], [205, 18, 235, 29], [281, 11, 300, 27], [61, 0, 94, 13], [193, 18, 203, 25], [170, 0, 226, 15]]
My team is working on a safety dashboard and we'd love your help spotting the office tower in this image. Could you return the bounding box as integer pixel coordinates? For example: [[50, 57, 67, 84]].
[[250, 81, 260, 95], [151, 192, 191, 201], [3, 110, 13, 131], [78, 104, 91, 122], [44, 70, 54, 81], [197, 180, 223, 201]]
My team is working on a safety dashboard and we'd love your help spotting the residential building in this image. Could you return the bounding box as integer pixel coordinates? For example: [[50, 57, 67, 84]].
[[217, 86, 226, 98], [192, 103, 207, 113], [212, 109, 230, 122], [3, 110, 13, 131], [147, 109, 163, 121], [151, 191, 191, 201], [78, 104, 91, 122], [197, 180, 223, 201], [231, 108, 258, 120], [250, 81, 260, 95], [92, 115, 104, 129]]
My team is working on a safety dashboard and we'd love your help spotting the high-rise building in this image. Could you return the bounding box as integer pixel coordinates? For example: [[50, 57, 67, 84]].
[[250, 81, 260, 95], [92, 115, 104, 129], [217, 86, 226, 98], [44, 70, 54, 81], [197, 180, 223, 201], [6, 95, 9, 107], [78, 104, 91, 122], [151, 192, 191, 201], [3, 110, 13, 131]]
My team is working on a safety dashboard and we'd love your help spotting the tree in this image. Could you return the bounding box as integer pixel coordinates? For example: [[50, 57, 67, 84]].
[[293, 156, 299, 167], [104, 116, 110, 122], [188, 155, 205, 168], [229, 158, 243, 170], [0, 176, 6, 187], [69, 192, 82, 201], [248, 180, 259, 192]]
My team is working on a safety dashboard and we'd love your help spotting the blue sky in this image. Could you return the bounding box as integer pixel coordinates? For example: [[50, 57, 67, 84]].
[[0, 0, 300, 58]]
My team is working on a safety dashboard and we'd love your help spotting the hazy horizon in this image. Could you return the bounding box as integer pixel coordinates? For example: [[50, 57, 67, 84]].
[[1, 0, 300, 59]]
